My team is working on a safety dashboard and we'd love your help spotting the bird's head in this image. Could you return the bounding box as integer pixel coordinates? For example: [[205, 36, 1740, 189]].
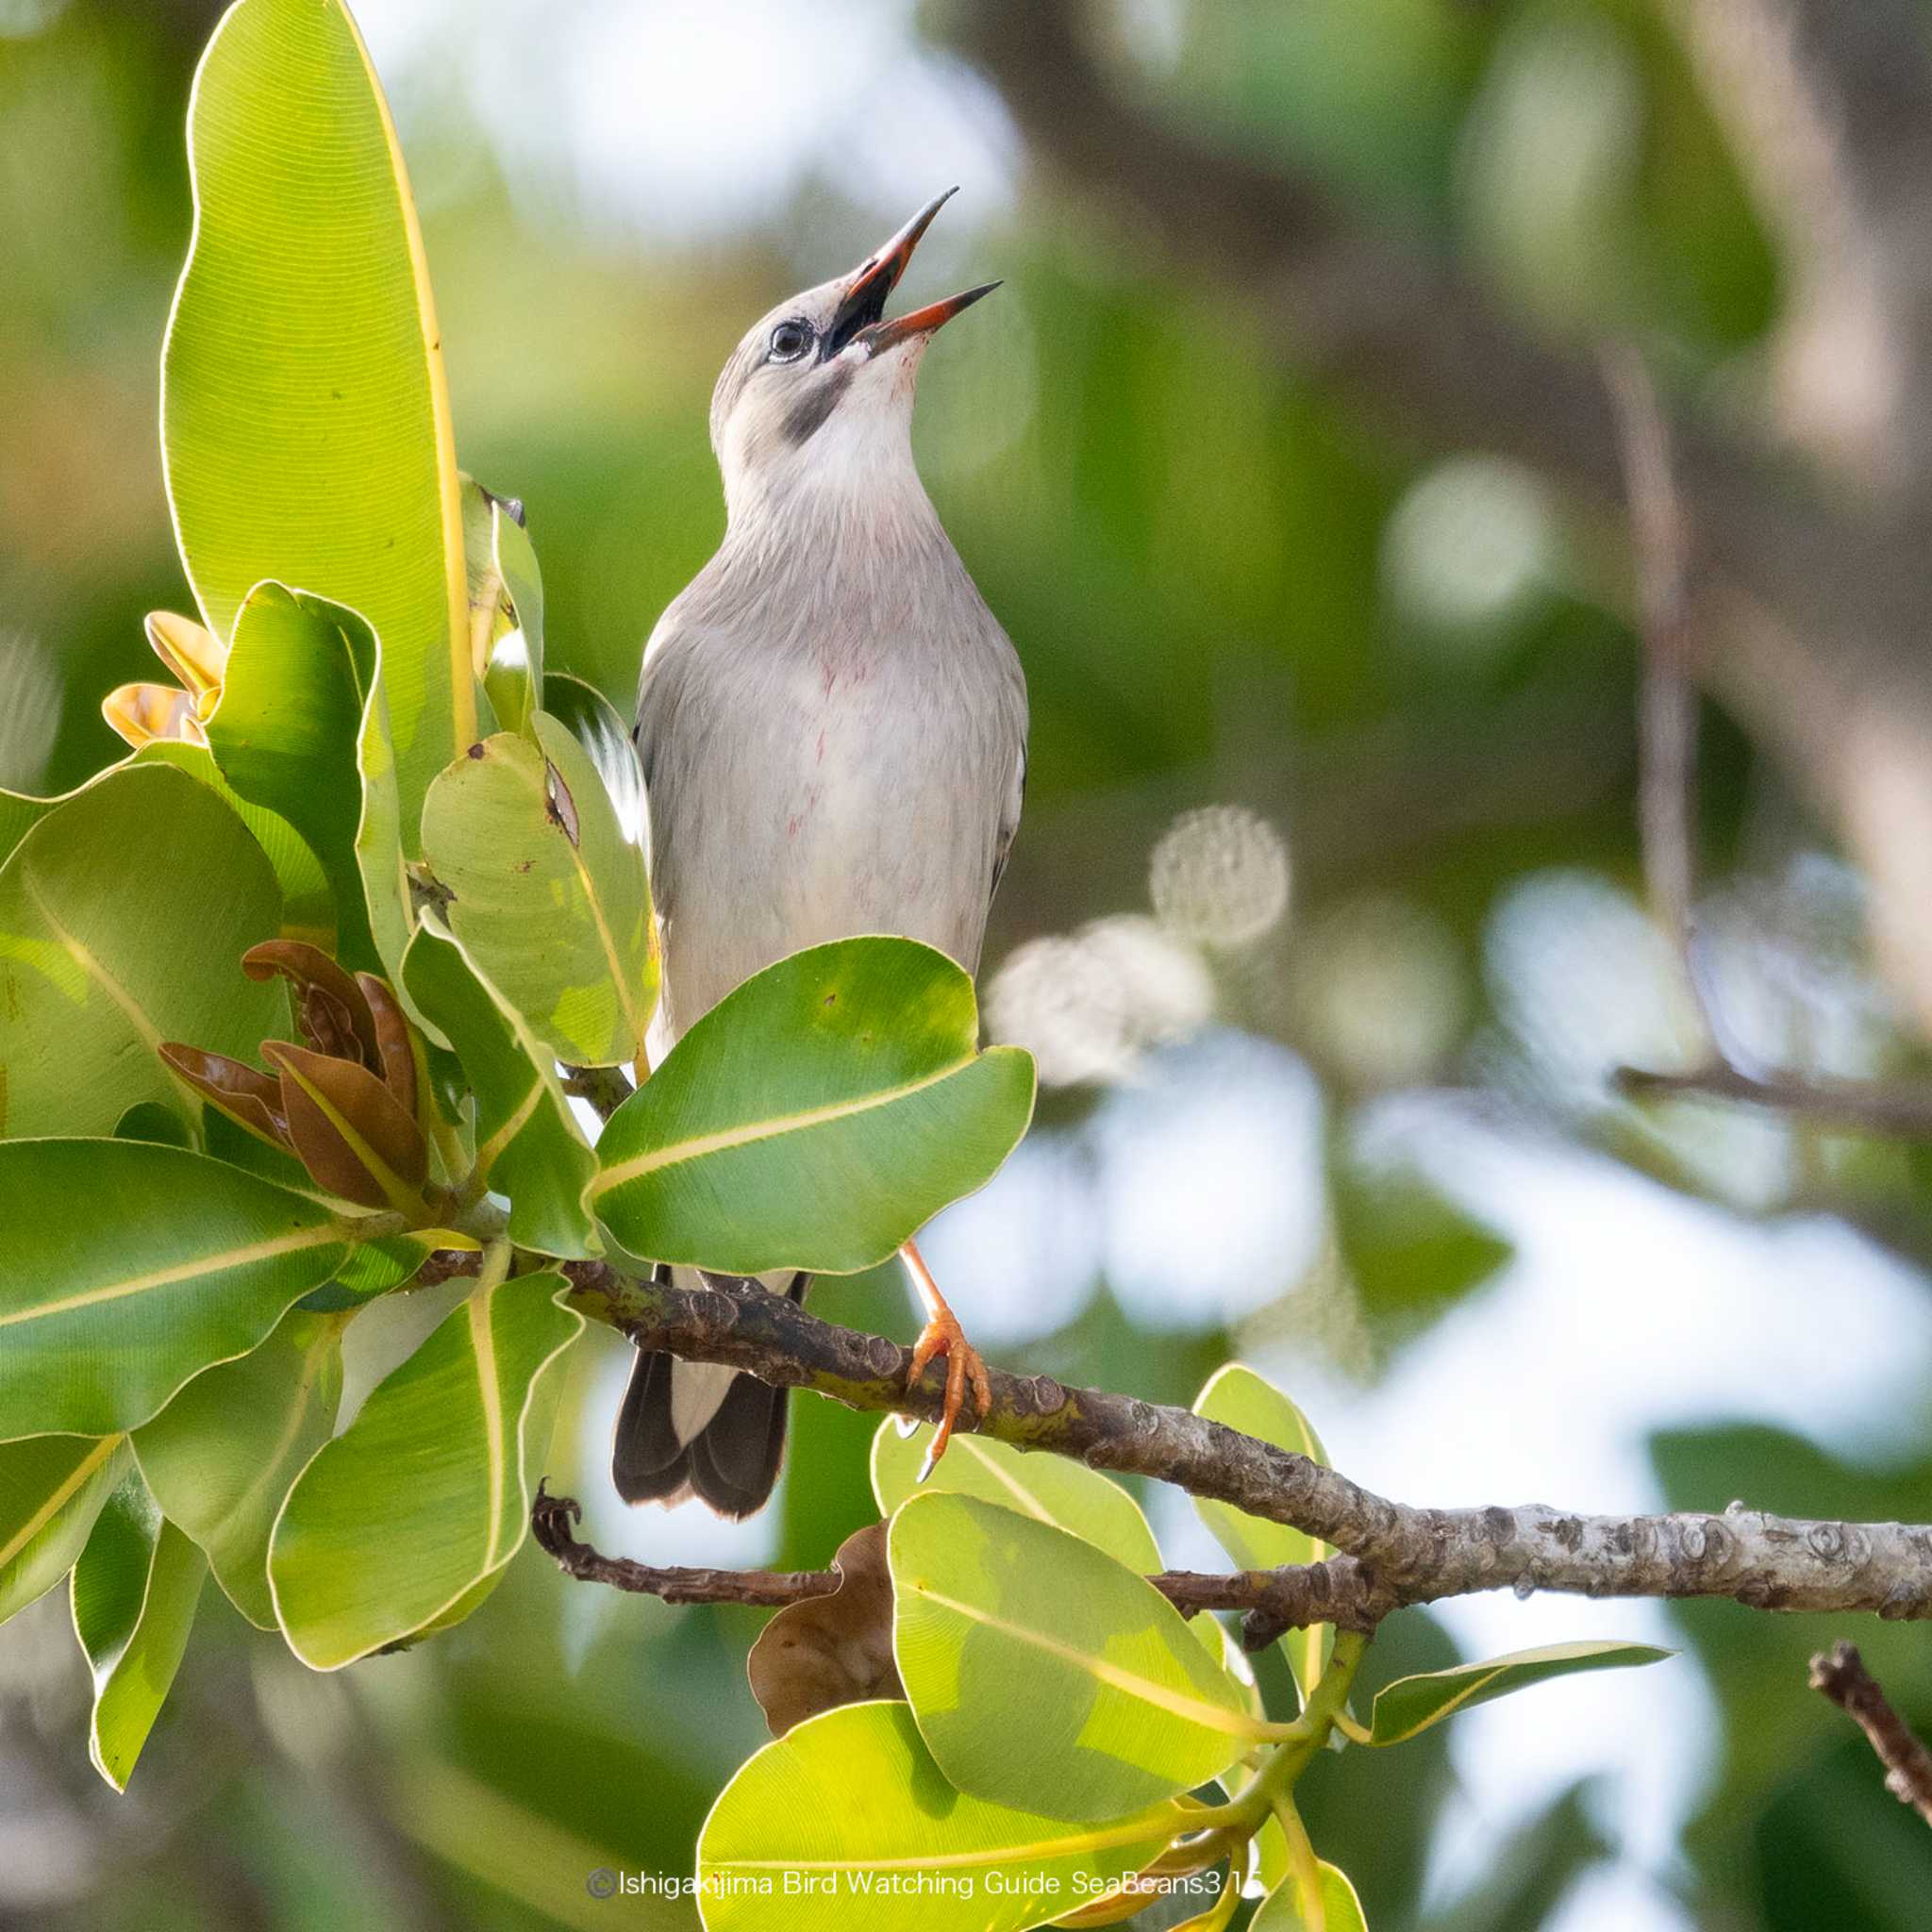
[[708, 189, 996, 522]]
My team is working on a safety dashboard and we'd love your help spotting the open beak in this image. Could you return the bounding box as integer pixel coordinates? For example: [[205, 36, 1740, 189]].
[[825, 187, 998, 358]]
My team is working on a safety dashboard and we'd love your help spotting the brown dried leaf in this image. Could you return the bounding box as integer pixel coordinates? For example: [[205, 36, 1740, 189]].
[[158, 1043, 291, 1150], [264, 1041, 428, 1210], [355, 973, 419, 1120], [243, 941, 379, 1070], [746, 1522, 902, 1739]]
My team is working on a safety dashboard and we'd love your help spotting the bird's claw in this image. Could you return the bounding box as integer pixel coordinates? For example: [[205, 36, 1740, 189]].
[[908, 1309, 991, 1480]]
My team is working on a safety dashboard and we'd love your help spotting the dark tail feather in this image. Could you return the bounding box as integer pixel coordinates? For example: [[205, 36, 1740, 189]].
[[610, 1273, 807, 1520]]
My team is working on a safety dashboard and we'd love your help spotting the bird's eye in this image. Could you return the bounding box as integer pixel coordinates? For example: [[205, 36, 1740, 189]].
[[768, 318, 813, 363]]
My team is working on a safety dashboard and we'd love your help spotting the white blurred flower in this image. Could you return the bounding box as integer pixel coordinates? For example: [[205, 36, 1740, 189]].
[[986, 915, 1214, 1089], [1382, 455, 1559, 646], [1149, 805, 1290, 948]]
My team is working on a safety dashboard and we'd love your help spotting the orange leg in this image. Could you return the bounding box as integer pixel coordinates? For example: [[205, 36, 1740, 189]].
[[901, 1239, 991, 1479]]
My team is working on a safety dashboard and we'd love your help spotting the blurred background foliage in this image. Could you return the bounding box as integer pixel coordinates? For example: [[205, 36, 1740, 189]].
[[5, 1, 1932, 1928]]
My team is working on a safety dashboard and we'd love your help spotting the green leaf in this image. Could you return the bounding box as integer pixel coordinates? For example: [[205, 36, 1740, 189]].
[[541, 673, 643, 847], [0, 1139, 358, 1439], [462, 479, 544, 733], [1191, 1365, 1333, 1702], [205, 582, 409, 978], [420, 716, 656, 1066], [161, 0, 472, 847], [114, 1100, 195, 1150], [135, 741, 334, 947], [133, 1305, 345, 1629], [0, 761, 286, 1139], [889, 1491, 1265, 1823], [0, 1435, 129, 1626], [1329, 1140, 1510, 1330], [594, 939, 1036, 1275], [1250, 1859, 1368, 1931], [697, 1700, 1187, 1932], [268, 1268, 583, 1668], [402, 915, 599, 1257], [1365, 1641, 1674, 1745], [70, 1474, 208, 1791], [871, 1419, 1160, 1574]]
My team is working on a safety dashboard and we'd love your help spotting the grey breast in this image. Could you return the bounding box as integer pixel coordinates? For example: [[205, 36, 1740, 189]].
[[636, 511, 1027, 1051]]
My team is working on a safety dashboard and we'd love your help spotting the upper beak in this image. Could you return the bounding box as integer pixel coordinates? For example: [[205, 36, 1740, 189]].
[[825, 187, 998, 357]]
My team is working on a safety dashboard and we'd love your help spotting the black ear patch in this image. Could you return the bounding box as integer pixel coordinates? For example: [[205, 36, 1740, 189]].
[[781, 363, 853, 446]]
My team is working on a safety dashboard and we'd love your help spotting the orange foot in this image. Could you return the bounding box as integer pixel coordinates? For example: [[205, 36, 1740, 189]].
[[902, 1241, 991, 1480]]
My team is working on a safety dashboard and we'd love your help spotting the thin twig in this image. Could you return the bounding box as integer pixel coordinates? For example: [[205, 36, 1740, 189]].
[[529, 1482, 1375, 1643], [1808, 1641, 1932, 1824], [1616, 1062, 1932, 1138], [531, 1487, 834, 1607]]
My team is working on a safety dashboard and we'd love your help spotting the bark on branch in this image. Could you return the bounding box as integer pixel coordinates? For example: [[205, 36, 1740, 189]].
[[1808, 1641, 1932, 1825], [504, 1257, 1932, 1628]]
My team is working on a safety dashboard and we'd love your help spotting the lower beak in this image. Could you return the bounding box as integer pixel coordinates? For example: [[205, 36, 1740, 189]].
[[857, 281, 1002, 357], [826, 188, 999, 356]]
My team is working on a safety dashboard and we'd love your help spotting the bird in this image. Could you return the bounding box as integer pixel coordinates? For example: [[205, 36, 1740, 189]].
[[611, 190, 1027, 1519]]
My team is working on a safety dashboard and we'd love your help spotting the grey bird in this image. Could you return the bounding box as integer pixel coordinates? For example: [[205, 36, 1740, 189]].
[[612, 190, 1027, 1518]]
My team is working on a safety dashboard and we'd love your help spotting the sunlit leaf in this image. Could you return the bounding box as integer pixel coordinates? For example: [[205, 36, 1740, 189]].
[[135, 741, 333, 946], [70, 1474, 208, 1791], [403, 914, 598, 1257], [133, 1305, 346, 1629], [268, 1267, 583, 1668], [1191, 1365, 1333, 1701], [594, 939, 1035, 1275], [420, 716, 656, 1066], [206, 583, 410, 977], [0, 1138, 359, 1439], [462, 478, 544, 732], [1250, 1858, 1367, 1931], [162, 0, 472, 846], [871, 1417, 1160, 1574], [1365, 1641, 1673, 1745], [0, 1435, 129, 1626], [889, 1492, 1265, 1822], [697, 1700, 1187, 1932], [0, 761, 286, 1139], [541, 673, 642, 848]]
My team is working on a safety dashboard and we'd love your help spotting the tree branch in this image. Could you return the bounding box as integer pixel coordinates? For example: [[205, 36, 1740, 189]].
[[500, 1257, 1932, 1626], [1808, 1641, 1932, 1825]]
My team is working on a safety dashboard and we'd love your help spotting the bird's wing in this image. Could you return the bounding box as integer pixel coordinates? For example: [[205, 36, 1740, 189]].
[[990, 740, 1026, 906]]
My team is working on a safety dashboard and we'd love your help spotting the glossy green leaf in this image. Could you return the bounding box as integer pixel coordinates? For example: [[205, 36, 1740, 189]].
[[1366, 1641, 1674, 1745], [135, 741, 334, 947], [1191, 1365, 1333, 1702], [161, 0, 472, 846], [0, 761, 285, 1139], [268, 1268, 583, 1667], [70, 1474, 208, 1791], [420, 715, 655, 1066], [205, 582, 409, 978], [697, 1699, 1186, 1932], [133, 1305, 346, 1629], [462, 479, 544, 733], [889, 1492, 1265, 1822], [0, 1435, 129, 1625], [594, 939, 1036, 1275], [0, 1139, 358, 1439], [1250, 1858, 1367, 1931], [402, 915, 598, 1257], [114, 1100, 195, 1149], [541, 673, 643, 847], [871, 1418, 1160, 1574]]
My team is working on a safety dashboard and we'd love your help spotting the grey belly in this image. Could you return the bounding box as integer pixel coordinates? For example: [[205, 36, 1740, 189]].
[[646, 674, 1000, 1054]]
